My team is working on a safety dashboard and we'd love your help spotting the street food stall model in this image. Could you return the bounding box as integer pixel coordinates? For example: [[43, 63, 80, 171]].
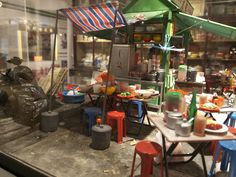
[[50, 0, 236, 120]]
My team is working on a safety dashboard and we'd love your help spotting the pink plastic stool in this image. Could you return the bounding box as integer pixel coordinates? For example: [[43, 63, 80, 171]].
[[130, 140, 163, 177], [106, 111, 126, 144]]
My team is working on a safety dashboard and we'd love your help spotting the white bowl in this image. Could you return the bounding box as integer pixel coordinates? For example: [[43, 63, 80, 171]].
[[135, 90, 153, 99]]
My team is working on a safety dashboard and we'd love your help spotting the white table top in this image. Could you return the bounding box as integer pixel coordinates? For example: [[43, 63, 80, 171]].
[[219, 107, 236, 113], [148, 112, 236, 143]]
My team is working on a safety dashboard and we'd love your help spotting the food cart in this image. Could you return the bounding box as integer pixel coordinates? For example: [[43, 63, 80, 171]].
[[51, 0, 236, 120]]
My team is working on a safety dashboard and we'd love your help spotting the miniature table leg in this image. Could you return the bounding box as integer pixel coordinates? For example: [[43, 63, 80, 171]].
[[88, 93, 101, 106], [162, 138, 209, 177], [118, 98, 151, 136], [162, 134, 169, 177], [137, 102, 151, 136]]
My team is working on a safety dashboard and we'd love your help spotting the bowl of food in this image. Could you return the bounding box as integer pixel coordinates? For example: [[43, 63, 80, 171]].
[[62, 90, 85, 104], [135, 89, 153, 99]]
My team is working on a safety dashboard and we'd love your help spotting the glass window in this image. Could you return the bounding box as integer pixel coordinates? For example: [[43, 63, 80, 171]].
[[0, 0, 71, 80]]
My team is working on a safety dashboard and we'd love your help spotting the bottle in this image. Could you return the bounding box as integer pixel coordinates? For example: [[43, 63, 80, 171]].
[[188, 90, 197, 123], [193, 111, 206, 137]]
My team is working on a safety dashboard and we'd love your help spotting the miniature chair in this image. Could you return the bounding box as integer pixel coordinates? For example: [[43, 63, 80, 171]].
[[209, 140, 236, 177], [127, 100, 143, 123], [130, 140, 163, 177], [82, 107, 102, 136], [106, 111, 126, 144], [228, 113, 236, 127]]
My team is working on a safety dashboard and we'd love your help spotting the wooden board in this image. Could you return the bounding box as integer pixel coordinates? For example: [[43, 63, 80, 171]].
[[38, 67, 68, 95]]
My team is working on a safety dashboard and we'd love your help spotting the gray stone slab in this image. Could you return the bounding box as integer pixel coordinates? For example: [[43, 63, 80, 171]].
[[0, 168, 16, 177]]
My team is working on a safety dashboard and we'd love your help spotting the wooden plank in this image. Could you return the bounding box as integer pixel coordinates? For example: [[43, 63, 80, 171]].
[[0, 127, 31, 145], [38, 67, 63, 94], [7, 128, 70, 154], [0, 130, 48, 153], [51, 68, 68, 96], [0, 117, 14, 124], [0, 122, 27, 135]]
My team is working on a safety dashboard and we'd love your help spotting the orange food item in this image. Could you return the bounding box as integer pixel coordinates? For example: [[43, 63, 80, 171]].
[[206, 123, 222, 130], [96, 72, 113, 82], [168, 89, 188, 96]]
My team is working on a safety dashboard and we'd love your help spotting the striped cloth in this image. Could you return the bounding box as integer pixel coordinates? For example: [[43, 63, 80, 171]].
[[60, 2, 125, 32]]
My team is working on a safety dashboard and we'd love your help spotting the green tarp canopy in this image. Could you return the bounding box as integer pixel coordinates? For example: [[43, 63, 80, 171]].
[[122, 0, 177, 14], [89, 0, 236, 40], [175, 12, 236, 40]]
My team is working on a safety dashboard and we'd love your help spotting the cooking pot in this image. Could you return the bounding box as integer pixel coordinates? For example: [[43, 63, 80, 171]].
[[156, 69, 165, 82], [175, 119, 192, 137], [187, 67, 197, 82], [166, 112, 182, 130], [146, 71, 158, 81], [146, 65, 158, 81]]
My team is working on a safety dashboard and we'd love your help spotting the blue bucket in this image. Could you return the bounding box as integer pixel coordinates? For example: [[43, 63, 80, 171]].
[[62, 91, 85, 104]]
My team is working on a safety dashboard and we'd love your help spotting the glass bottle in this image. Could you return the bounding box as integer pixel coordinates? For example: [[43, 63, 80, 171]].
[[188, 90, 197, 123]]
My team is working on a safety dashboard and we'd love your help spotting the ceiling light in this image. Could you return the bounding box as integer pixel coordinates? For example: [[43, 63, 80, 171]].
[[0, 2, 2, 7]]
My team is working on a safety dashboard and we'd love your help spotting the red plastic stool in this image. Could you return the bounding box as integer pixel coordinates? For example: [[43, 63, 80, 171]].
[[130, 141, 163, 177], [106, 111, 126, 144]]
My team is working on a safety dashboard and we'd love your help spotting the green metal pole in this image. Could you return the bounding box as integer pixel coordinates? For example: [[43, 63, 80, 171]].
[[162, 11, 173, 93], [183, 31, 190, 64]]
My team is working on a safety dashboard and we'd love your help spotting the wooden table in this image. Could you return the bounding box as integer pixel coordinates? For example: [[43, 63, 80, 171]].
[[117, 95, 160, 136], [148, 112, 236, 177], [80, 88, 114, 107]]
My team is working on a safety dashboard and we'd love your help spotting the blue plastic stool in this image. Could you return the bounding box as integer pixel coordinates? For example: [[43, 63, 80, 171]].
[[228, 113, 236, 127], [83, 107, 102, 135], [128, 101, 143, 123], [209, 140, 236, 177]]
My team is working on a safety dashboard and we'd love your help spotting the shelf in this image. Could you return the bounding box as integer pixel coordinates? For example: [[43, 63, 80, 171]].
[[115, 76, 163, 86], [187, 58, 236, 61], [77, 39, 111, 43], [134, 42, 159, 45], [134, 32, 162, 34], [193, 40, 236, 43]]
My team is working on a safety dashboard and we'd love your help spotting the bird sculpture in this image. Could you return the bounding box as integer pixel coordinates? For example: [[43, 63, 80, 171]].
[[6, 57, 24, 66]]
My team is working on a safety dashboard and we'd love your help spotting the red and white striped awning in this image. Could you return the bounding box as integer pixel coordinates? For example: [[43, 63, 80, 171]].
[[60, 2, 126, 32]]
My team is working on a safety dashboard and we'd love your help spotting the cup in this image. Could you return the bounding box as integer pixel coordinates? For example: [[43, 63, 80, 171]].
[[199, 94, 207, 105], [218, 96, 225, 107], [128, 85, 136, 94], [135, 84, 141, 90]]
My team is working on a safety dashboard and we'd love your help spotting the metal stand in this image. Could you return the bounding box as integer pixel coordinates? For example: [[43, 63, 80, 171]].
[[49, 10, 59, 112], [101, 3, 119, 123]]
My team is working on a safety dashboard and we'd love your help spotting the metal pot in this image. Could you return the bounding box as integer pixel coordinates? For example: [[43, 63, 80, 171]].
[[187, 67, 197, 82], [166, 112, 182, 130], [146, 70, 158, 81], [175, 119, 192, 137], [156, 69, 165, 82]]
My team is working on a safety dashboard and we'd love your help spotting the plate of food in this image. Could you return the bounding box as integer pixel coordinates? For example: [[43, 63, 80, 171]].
[[205, 119, 228, 134], [135, 89, 159, 99], [117, 92, 135, 99], [199, 102, 220, 112]]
